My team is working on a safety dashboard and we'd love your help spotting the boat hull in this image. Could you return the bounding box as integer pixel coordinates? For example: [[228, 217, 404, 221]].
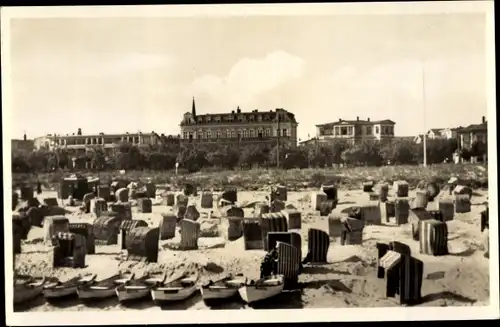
[[116, 288, 150, 302], [151, 286, 197, 302], [14, 286, 44, 304], [77, 288, 116, 300], [238, 284, 284, 304], [43, 286, 77, 299], [201, 287, 238, 301]]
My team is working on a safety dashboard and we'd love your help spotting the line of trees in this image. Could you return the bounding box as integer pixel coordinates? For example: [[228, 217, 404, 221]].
[[11, 138, 486, 174]]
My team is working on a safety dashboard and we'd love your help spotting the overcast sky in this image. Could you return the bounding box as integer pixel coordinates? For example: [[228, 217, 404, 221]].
[[7, 10, 488, 141]]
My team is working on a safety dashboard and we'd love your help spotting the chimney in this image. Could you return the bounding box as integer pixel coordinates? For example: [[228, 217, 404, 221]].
[[356, 116, 359, 121], [77, 128, 82, 135], [23, 133, 27, 141], [237, 106, 241, 114], [482, 116, 486, 123], [231, 110, 235, 114], [367, 118, 370, 122], [339, 118, 342, 122]]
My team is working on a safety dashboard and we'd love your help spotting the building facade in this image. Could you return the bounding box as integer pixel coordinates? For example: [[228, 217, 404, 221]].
[[457, 116, 488, 150], [11, 134, 34, 152], [315, 117, 395, 144], [179, 98, 298, 147], [34, 129, 179, 154]]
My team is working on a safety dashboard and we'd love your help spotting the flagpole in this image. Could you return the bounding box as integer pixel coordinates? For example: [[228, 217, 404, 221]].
[[421, 61, 427, 167], [276, 113, 280, 169]]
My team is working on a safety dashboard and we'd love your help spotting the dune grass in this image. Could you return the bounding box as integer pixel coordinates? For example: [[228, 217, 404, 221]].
[[12, 163, 488, 191]]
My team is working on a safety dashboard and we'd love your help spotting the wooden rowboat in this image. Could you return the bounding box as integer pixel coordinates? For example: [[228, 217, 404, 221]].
[[14, 275, 46, 304], [201, 274, 245, 302], [238, 275, 284, 304], [151, 272, 199, 302], [43, 274, 97, 299], [77, 272, 134, 301], [115, 272, 165, 303]]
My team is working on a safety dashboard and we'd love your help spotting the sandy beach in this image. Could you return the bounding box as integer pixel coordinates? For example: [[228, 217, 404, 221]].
[[14, 188, 490, 312]]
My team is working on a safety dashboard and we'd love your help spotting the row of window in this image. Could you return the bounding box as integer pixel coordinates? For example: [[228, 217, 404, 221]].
[[190, 114, 284, 125], [56, 136, 142, 146], [183, 128, 290, 140], [320, 125, 395, 136]]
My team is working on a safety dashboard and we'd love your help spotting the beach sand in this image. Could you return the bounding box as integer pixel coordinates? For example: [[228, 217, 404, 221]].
[[13, 188, 490, 311]]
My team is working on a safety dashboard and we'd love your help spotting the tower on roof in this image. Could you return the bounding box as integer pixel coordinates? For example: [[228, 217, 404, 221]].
[[192, 97, 197, 117]]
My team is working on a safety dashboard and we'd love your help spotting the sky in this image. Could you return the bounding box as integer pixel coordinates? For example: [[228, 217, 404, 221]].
[[6, 9, 488, 141]]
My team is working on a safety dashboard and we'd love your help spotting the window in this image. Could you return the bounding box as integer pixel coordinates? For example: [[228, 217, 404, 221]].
[[242, 129, 248, 138], [375, 126, 379, 134], [276, 129, 280, 137], [257, 115, 262, 122], [366, 126, 372, 135], [207, 130, 212, 139], [249, 129, 255, 137], [282, 129, 287, 137], [341, 127, 348, 136], [198, 130, 203, 139], [257, 129, 263, 138], [265, 128, 271, 137], [231, 130, 236, 138], [216, 130, 221, 138], [188, 133, 193, 140]]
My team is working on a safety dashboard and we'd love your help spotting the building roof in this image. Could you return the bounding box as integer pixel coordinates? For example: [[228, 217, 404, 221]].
[[180, 107, 298, 126], [457, 122, 487, 133], [316, 119, 395, 127]]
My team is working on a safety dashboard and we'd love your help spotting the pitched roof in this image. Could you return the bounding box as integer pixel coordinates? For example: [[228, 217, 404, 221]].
[[457, 122, 487, 132], [316, 119, 395, 127]]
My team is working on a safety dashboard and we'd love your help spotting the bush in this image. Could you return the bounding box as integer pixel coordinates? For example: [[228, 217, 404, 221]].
[[11, 137, 484, 178]]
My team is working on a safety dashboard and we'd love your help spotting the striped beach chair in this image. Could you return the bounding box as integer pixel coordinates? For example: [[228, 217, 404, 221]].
[[409, 208, 432, 241], [380, 250, 403, 298], [483, 228, 489, 258], [393, 180, 409, 197], [97, 185, 111, 201], [398, 255, 424, 305], [303, 229, 330, 264], [362, 181, 374, 193], [185, 205, 200, 221], [52, 232, 87, 268], [68, 223, 95, 254], [394, 199, 410, 225], [119, 219, 148, 250], [145, 182, 156, 198], [428, 210, 444, 222], [159, 212, 177, 240], [389, 241, 412, 256], [162, 192, 175, 206], [328, 213, 344, 240], [13, 224, 22, 254], [360, 202, 382, 225], [110, 202, 132, 221], [243, 218, 263, 250], [267, 232, 292, 251], [376, 242, 390, 278], [200, 192, 213, 209], [227, 217, 243, 241], [312, 191, 328, 211], [413, 191, 429, 209], [270, 185, 287, 202], [176, 194, 189, 207], [90, 198, 108, 217], [426, 182, 440, 202], [254, 202, 270, 218], [126, 227, 160, 263], [183, 183, 197, 196], [93, 215, 121, 245], [270, 199, 286, 213], [282, 209, 301, 230], [82, 192, 95, 213], [222, 206, 244, 218], [438, 199, 454, 221], [179, 219, 200, 250], [260, 212, 289, 251], [221, 188, 237, 204], [276, 242, 301, 288], [115, 188, 129, 203], [318, 200, 336, 216], [385, 201, 395, 222], [419, 219, 448, 256], [340, 226, 363, 245], [481, 208, 489, 232], [379, 184, 389, 203], [454, 194, 471, 213], [321, 184, 338, 202], [137, 198, 153, 213], [44, 216, 70, 245]]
